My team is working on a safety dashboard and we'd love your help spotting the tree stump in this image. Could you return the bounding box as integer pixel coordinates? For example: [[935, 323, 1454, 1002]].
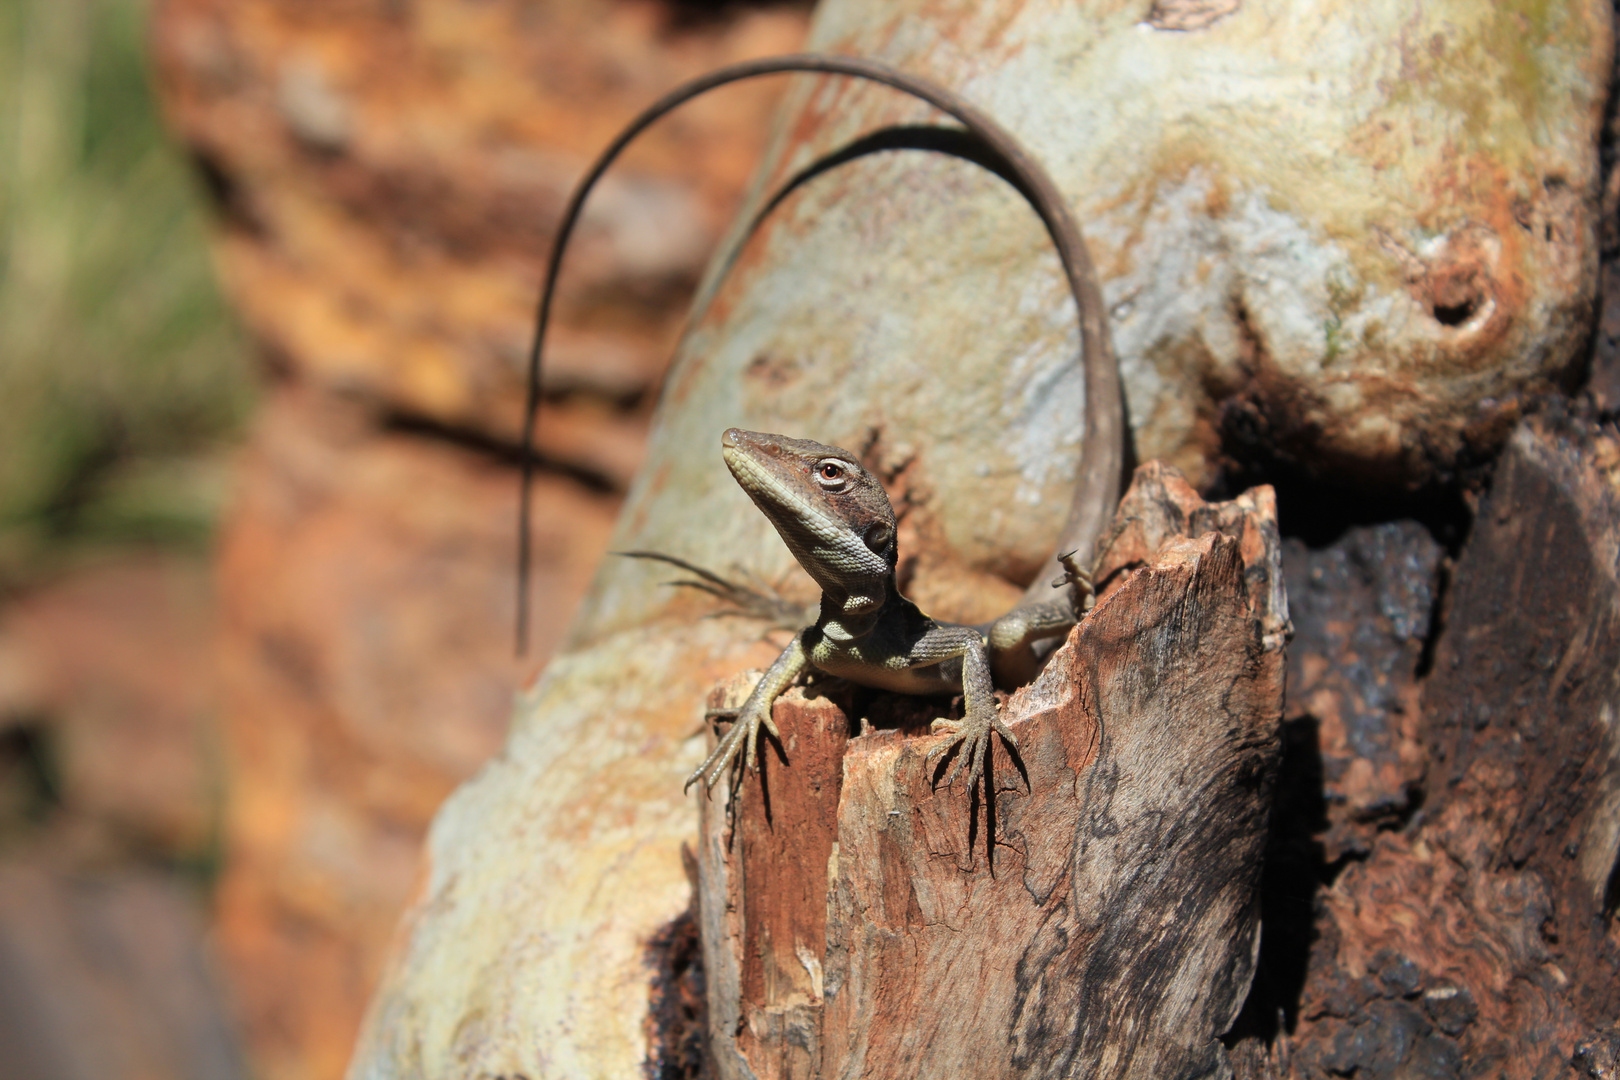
[[697, 465, 1289, 1078]]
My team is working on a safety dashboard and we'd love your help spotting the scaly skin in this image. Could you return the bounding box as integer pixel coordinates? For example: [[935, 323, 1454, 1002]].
[[684, 429, 1071, 793], [514, 56, 1125, 795]]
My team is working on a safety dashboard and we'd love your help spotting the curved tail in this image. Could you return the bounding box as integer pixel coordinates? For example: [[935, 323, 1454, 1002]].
[[518, 53, 1122, 652]]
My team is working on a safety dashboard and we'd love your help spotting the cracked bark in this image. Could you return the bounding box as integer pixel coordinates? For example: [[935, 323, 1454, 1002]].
[[1224, 409, 1620, 1078]]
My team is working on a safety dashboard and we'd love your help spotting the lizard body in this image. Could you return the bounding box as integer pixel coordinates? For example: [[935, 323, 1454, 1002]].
[[516, 55, 1124, 793], [690, 428, 1027, 790]]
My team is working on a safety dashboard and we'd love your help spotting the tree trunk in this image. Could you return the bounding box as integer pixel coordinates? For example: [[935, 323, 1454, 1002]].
[[277, 0, 1613, 1075]]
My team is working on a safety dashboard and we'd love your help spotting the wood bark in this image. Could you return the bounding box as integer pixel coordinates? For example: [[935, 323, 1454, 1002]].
[[1223, 408, 1620, 1077], [699, 465, 1288, 1079]]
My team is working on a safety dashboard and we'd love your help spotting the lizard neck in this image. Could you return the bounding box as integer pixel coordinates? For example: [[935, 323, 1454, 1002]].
[[816, 577, 892, 642]]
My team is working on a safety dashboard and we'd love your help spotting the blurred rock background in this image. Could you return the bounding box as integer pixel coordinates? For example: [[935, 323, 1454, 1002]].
[[0, 0, 810, 1077], [0, 0, 251, 1076]]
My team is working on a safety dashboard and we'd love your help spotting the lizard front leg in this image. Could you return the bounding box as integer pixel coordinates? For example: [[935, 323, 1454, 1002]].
[[685, 630, 810, 792], [921, 625, 1018, 789]]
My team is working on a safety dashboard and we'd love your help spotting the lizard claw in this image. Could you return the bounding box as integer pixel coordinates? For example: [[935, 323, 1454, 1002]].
[[1054, 550, 1096, 614], [744, 712, 782, 772], [927, 710, 1018, 789]]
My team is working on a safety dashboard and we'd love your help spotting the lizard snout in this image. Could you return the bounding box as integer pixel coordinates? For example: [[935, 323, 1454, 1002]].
[[721, 427, 771, 453]]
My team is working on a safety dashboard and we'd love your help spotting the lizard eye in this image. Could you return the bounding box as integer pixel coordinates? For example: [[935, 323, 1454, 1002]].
[[814, 460, 847, 487]]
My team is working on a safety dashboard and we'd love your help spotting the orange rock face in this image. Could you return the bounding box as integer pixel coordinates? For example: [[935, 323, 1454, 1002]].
[[148, 1, 811, 1076], [214, 388, 623, 1080], [152, 0, 810, 441]]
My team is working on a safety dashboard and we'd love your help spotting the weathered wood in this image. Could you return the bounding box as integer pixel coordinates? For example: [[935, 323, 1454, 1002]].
[[699, 466, 1287, 1078], [1226, 409, 1620, 1077], [1280, 521, 1442, 866], [699, 671, 852, 1080]]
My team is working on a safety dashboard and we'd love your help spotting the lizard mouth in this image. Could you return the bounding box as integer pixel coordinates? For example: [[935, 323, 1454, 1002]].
[[721, 441, 819, 527]]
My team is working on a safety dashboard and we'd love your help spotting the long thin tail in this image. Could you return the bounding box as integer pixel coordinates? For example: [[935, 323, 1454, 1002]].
[[518, 53, 1122, 652]]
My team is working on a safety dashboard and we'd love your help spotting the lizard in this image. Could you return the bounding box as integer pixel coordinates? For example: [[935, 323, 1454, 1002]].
[[515, 54, 1125, 793]]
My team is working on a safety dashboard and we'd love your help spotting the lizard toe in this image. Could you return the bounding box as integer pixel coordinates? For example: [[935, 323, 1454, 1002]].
[[964, 729, 990, 778], [706, 736, 744, 791], [688, 716, 749, 794], [927, 719, 973, 784]]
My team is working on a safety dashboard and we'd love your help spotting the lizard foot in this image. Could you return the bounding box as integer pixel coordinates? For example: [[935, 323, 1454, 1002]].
[[927, 709, 1019, 790], [684, 704, 781, 794], [1054, 549, 1096, 615]]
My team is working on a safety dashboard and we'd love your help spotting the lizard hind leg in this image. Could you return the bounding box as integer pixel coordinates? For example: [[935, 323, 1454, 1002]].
[[615, 550, 810, 631], [1055, 549, 1097, 613]]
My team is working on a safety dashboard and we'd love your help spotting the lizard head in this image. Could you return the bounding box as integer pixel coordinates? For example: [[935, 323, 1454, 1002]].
[[721, 428, 897, 595]]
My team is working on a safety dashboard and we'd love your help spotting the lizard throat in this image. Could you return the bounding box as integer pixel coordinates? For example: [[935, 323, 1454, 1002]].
[[818, 591, 885, 641]]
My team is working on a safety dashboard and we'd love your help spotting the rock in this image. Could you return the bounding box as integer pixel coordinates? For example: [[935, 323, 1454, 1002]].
[[213, 387, 618, 1079], [150, 0, 813, 443]]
